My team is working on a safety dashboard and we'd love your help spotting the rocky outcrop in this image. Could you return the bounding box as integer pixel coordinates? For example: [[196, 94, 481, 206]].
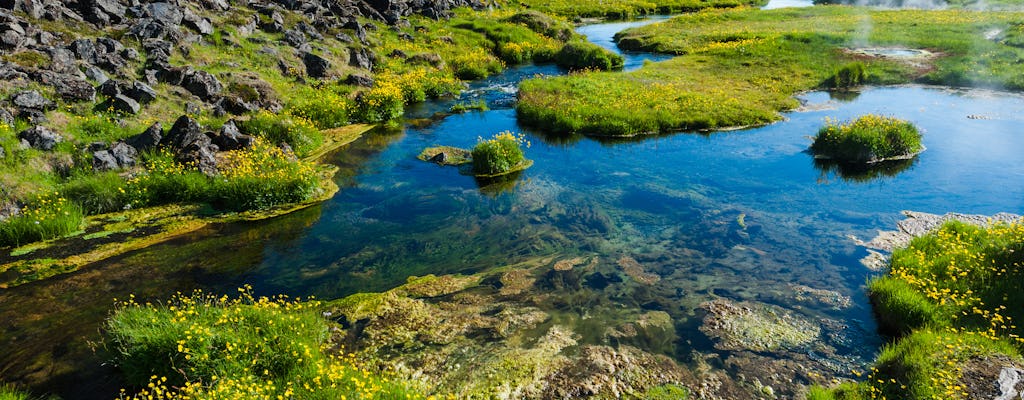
[[17, 125, 61, 150], [161, 115, 218, 175]]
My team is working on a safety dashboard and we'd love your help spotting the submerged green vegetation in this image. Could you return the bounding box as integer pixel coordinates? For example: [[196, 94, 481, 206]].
[[519, 6, 1024, 136], [815, 221, 1024, 399], [106, 288, 425, 399], [811, 114, 923, 163]]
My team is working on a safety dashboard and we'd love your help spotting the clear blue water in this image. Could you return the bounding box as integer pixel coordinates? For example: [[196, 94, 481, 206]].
[[3, 17, 1024, 399]]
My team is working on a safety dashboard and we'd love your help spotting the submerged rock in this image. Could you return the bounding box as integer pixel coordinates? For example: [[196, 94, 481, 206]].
[[617, 255, 660, 284], [700, 299, 820, 352]]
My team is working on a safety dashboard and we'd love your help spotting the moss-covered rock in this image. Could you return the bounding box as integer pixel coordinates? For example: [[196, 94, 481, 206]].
[[700, 299, 820, 352]]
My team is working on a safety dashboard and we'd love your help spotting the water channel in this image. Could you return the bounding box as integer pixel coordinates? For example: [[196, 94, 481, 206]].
[[2, 13, 1024, 399]]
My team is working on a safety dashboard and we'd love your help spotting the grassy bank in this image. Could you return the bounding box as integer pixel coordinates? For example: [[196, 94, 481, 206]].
[[509, 0, 766, 19], [518, 6, 1024, 136], [107, 287, 426, 399], [814, 221, 1024, 399]]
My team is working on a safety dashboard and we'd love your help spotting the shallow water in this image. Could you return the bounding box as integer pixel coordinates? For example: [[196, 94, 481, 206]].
[[4, 17, 1024, 399], [762, 0, 816, 9]]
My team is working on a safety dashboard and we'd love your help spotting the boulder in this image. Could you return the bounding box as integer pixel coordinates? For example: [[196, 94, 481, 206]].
[[126, 122, 162, 151], [302, 52, 332, 78], [345, 73, 374, 87], [162, 115, 218, 175], [109, 140, 138, 167], [11, 90, 55, 112], [142, 2, 183, 26], [348, 47, 375, 70], [69, 38, 97, 63], [126, 81, 157, 104], [181, 69, 222, 100], [109, 94, 141, 114], [47, 46, 77, 74], [37, 72, 95, 102], [211, 120, 254, 150], [284, 28, 306, 47], [181, 6, 213, 35], [407, 52, 444, 68], [91, 149, 119, 171], [18, 125, 62, 150], [0, 107, 13, 127], [82, 64, 108, 83], [98, 79, 122, 97]]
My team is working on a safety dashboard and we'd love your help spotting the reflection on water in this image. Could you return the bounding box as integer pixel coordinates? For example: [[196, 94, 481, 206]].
[[814, 157, 918, 183]]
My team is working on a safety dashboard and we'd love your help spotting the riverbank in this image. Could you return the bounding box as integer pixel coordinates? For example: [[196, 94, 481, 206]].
[[518, 6, 1024, 137], [816, 211, 1024, 399]]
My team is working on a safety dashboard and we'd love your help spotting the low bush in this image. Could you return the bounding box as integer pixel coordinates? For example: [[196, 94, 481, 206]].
[[107, 287, 424, 399], [826, 62, 867, 89], [210, 140, 321, 211], [810, 115, 922, 163], [124, 149, 212, 208], [0, 192, 84, 247], [471, 131, 529, 176], [287, 86, 354, 130], [237, 111, 323, 157], [554, 41, 624, 71]]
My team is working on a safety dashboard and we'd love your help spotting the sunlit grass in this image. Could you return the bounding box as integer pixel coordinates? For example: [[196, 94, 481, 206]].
[[519, 6, 1024, 136], [816, 221, 1024, 398], [108, 287, 427, 399], [811, 114, 922, 163]]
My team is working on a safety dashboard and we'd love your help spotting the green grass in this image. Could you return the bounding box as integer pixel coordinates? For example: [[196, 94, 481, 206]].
[[450, 99, 489, 113], [507, 0, 766, 19], [811, 114, 922, 163], [0, 192, 84, 247], [237, 111, 324, 157], [554, 41, 625, 71], [471, 131, 528, 176], [518, 6, 1024, 136], [208, 140, 322, 211], [816, 221, 1024, 398], [61, 171, 130, 215], [107, 288, 424, 399]]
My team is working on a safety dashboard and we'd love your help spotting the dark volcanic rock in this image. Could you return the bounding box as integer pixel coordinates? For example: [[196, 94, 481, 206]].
[[126, 122, 162, 151], [162, 115, 218, 175], [348, 47, 375, 69], [0, 108, 13, 127], [69, 38, 97, 63], [182, 7, 213, 35], [37, 72, 95, 102], [98, 79, 122, 97], [211, 120, 254, 150], [18, 125, 61, 150], [92, 149, 119, 171], [181, 69, 222, 100], [302, 52, 332, 78], [126, 81, 157, 104], [11, 90, 55, 111], [109, 140, 138, 167], [345, 73, 374, 87], [108, 94, 141, 114]]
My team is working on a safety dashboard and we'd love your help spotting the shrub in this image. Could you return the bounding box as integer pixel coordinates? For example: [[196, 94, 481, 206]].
[[210, 140, 321, 211], [107, 287, 423, 399], [237, 111, 323, 157], [0, 192, 84, 247], [826, 62, 867, 89], [471, 131, 529, 176], [810, 115, 922, 163], [354, 81, 405, 123], [288, 86, 354, 130], [554, 41, 624, 71]]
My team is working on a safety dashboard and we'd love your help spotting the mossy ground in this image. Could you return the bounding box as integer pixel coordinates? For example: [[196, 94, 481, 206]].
[[518, 6, 1024, 136]]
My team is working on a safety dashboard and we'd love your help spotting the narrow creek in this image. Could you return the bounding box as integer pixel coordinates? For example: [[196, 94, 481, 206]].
[[3, 15, 1024, 398]]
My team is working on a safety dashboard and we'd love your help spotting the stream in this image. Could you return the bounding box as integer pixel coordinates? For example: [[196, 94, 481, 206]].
[[3, 14, 1024, 399]]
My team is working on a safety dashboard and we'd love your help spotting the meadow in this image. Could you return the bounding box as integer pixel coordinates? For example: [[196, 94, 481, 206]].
[[518, 6, 1024, 136], [106, 288, 428, 399]]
